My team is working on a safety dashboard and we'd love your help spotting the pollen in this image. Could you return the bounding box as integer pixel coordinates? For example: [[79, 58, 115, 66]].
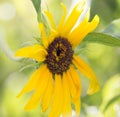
[[45, 37, 73, 74]]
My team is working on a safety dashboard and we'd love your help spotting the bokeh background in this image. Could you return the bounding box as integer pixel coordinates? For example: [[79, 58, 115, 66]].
[[0, 0, 120, 117]]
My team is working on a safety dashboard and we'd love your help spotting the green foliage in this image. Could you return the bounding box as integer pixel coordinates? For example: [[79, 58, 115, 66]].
[[31, 0, 41, 22], [103, 19, 120, 38], [91, 0, 120, 24], [100, 74, 120, 117], [31, 0, 41, 13], [31, 0, 50, 33], [33, 37, 42, 44], [19, 62, 42, 72], [84, 32, 120, 47], [103, 94, 120, 112]]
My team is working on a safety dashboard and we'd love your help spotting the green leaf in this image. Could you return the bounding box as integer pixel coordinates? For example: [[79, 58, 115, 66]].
[[31, 0, 41, 22], [19, 62, 42, 72], [33, 36, 42, 44], [31, 0, 41, 13], [102, 19, 120, 38], [103, 94, 120, 112], [84, 32, 120, 47], [100, 74, 120, 113]]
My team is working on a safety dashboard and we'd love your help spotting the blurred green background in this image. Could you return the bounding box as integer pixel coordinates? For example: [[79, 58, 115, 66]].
[[0, 0, 120, 117]]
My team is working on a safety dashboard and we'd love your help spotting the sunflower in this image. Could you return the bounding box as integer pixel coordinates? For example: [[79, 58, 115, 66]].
[[15, 1, 100, 117]]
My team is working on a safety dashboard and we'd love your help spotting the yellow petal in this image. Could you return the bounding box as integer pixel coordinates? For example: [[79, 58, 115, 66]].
[[15, 45, 47, 62], [61, 1, 85, 35], [48, 29, 58, 44], [73, 55, 100, 95], [57, 3, 67, 32], [70, 15, 100, 47], [49, 74, 63, 117], [69, 67, 81, 116], [17, 65, 45, 98], [66, 71, 77, 100], [44, 11, 56, 30], [68, 8, 90, 45], [73, 98, 81, 116], [39, 23, 49, 48], [62, 73, 72, 117], [69, 66, 81, 96], [24, 65, 50, 110], [87, 15, 100, 32], [42, 73, 53, 112], [77, 15, 99, 44]]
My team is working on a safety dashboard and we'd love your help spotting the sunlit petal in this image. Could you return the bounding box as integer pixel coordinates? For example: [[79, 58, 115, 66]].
[[49, 74, 63, 117], [73, 55, 100, 95], [57, 3, 67, 32], [61, 1, 85, 35], [24, 65, 50, 110], [48, 29, 58, 44], [70, 15, 99, 47], [42, 73, 54, 112], [69, 66, 81, 96], [15, 45, 47, 62], [17, 65, 45, 98], [68, 8, 90, 45], [73, 98, 81, 116], [44, 11, 56, 30], [39, 23, 49, 48], [62, 73, 72, 117], [66, 70, 77, 100]]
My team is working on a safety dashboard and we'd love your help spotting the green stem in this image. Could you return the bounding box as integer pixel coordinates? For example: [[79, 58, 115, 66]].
[[0, 32, 21, 61]]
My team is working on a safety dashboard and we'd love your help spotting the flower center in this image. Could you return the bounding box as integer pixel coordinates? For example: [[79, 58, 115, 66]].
[[45, 37, 73, 74]]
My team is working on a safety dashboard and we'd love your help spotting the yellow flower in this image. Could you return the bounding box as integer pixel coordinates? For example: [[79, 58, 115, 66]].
[[15, 1, 100, 117]]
